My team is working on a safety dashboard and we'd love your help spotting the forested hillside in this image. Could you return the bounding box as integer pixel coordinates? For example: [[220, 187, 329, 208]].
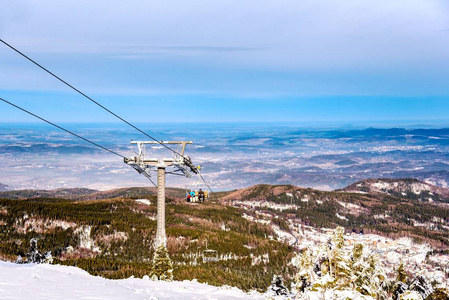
[[223, 183, 449, 250], [0, 195, 292, 291]]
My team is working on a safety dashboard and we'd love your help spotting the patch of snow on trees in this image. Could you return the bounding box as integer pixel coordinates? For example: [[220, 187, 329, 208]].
[[16, 238, 52, 264], [75, 225, 100, 252], [291, 227, 447, 299], [15, 217, 76, 234]]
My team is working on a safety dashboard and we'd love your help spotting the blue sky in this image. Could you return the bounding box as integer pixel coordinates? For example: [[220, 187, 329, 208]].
[[1, 0, 449, 124]]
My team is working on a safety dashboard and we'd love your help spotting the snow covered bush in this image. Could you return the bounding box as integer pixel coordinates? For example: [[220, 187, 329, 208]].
[[292, 227, 449, 300], [292, 227, 387, 299], [399, 290, 424, 300]]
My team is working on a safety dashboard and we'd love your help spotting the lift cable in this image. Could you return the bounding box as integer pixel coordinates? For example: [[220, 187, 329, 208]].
[[0, 39, 214, 197], [0, 39, 182, 157], [0, 97, 158, 188], [198, 173, 219, 202]]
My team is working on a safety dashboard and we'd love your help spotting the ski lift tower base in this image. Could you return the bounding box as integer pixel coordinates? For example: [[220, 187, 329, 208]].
[[156, 165, 166, 249]]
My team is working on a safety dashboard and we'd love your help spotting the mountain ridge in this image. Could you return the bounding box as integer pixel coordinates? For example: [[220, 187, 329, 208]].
[[340, 178, 449, 203], [218, 181, 449, 250], [2, 177, 449, 204], [0, 186, 186, 200]]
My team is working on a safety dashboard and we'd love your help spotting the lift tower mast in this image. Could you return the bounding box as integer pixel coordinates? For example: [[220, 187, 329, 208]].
[[124, 141, 198, 248]]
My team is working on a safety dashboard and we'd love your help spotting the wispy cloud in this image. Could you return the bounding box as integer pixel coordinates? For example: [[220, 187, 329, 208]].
[[110, 45, 265, 60], [1, 0, 449, 123], [156, 46, 264, 53]]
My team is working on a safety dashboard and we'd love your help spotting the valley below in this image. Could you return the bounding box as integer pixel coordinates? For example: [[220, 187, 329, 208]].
[[1, 124, 448, 191]]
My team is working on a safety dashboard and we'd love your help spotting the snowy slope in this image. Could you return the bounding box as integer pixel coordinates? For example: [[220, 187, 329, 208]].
[[0, 261, 264, 300], [341, 178, 449, 202]]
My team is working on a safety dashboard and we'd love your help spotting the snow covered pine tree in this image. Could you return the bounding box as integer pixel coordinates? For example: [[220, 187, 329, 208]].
[[17, 238, 52, 264], [150, 245, 174, 281], [293, 226, 387, 298]]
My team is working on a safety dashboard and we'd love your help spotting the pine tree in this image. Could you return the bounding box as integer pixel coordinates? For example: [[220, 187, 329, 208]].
[[269, 275, 288, 296], [150, 245, 173, 281], [24, 238, 50, 264], [352, 243, 363, 261], [396, 261, 407, 284], [293, 227, 387, 298], [331, 226, 345, 249], [328, 226, 351, 287], [293, 248, 315, 291], [409, 275, 433, 299]]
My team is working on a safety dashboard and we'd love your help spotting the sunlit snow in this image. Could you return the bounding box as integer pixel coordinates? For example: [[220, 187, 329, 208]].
[[0, 261, 264, 300]]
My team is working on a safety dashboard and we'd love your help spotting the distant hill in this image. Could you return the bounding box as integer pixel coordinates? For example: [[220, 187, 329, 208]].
[[340, 178, 449, 203], [0, 188, 97, 199], [334, 159, 357, 166], [0, 186, 186, 200], [0, 183, 8, 191], [221, 183, 449, 249]]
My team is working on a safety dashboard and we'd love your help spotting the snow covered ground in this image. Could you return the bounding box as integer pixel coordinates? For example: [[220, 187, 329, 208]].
[[0, 261, 264, 300]]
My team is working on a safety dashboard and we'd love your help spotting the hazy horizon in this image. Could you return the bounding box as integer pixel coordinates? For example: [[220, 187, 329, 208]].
[[1, 123, 448, 192]]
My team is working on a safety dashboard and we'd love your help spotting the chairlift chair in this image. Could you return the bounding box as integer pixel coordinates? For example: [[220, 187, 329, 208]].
[[202, 240, 218, 262], [202, 249, 219, 262], [186, 176, 206, 203]]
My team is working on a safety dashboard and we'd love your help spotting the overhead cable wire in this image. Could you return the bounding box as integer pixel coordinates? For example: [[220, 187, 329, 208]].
[[0, 97, 125, 158], [0, 97, 158, 188], [198, 173, 219, 202], [0, 39, 182, 157], [0, 39, 213, 196]]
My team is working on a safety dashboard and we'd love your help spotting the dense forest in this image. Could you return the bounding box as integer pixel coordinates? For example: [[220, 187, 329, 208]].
[[228, 184, 449, 250], [0, 195, 293, 291]]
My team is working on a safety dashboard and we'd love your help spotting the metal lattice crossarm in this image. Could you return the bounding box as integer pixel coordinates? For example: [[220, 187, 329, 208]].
[[124, 141, 199, 178]]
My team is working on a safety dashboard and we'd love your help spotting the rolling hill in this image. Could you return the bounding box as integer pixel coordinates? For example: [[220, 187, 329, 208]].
[[221, 182, 449, 249], [0, 187, 186, 200]]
